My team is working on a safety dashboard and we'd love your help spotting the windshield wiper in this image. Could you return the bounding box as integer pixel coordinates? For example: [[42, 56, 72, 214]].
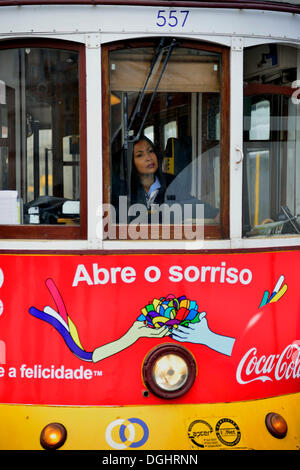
[[124, 38, 178, 146], [122, 38, 178, 201]]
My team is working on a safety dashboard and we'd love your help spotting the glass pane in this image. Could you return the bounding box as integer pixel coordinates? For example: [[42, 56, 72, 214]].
[[163, 120, 177, 148], [249, 100, 270, 140], [144, 125, 154, 142], [109, 41, 221, 239], [0, 147, 8, 190], [243, 44, 300, 236], [0, 106, 8, 138], [0, 47, 80, 225]]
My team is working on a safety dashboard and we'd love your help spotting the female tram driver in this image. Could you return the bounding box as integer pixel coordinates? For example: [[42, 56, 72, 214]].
[[111, 135, 219, 223], [130, 136, 219, 221], [130, 136, 167, 209]]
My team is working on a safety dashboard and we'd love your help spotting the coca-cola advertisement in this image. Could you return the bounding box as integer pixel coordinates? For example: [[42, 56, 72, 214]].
[[0, 250, 299, 405]]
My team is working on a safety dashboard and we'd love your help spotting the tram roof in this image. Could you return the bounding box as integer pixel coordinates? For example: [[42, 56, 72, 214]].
[[0, 0, 299, 14]]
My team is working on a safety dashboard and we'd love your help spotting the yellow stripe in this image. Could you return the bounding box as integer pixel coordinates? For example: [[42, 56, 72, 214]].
[[67, 317, 84, 350], [269, 284, 288, 303]]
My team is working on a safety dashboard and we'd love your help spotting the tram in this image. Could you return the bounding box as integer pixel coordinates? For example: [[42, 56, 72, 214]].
[[0, 0, 299, 451]]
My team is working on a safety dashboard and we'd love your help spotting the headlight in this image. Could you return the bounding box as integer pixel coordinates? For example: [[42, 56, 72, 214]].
[[40, 422, 67, 450], [142, 344, 197, 399]]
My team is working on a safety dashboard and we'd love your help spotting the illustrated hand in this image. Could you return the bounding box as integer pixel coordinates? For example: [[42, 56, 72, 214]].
[[92, 321, 170, 363], [128, 321, 171, 340], [171, 312, 209, 345], [171, 312, 235, 357]]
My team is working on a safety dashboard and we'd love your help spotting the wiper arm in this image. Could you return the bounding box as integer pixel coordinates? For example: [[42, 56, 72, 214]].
[[124, 38, 178, 145], [122, 38, 178, 202], [128, 37, 166, 132], [135, 38, 178, 140]]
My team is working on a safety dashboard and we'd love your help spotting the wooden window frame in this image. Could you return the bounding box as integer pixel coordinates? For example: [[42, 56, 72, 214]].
[[102, 38, 229, 240], [0, 39, 87, 240]]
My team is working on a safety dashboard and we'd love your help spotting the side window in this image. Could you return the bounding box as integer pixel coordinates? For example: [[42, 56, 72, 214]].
[[0, 41, 86, 239], [103, 39, 229, 240], [243, 44, 300, 237]]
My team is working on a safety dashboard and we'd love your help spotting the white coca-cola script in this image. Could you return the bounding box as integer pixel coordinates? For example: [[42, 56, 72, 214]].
[[236, 343, 300, 384]]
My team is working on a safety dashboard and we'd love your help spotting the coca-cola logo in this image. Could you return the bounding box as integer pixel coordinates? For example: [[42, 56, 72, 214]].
[[236, 343, 300, 385]]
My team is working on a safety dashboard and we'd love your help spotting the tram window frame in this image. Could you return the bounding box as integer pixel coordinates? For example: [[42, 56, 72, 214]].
[[0, 39, 87, 240], [102, 39, 230, 240]]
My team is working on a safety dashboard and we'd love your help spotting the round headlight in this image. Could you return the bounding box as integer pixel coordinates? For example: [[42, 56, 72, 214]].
[[40, 422, 67, 450], [142, 343, 197, 399]]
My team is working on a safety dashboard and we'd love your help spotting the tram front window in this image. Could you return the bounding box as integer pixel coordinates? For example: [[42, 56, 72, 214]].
[[0, 43, 83, 234], [105, 39, 229, 240], [243, 44, 300, 237]]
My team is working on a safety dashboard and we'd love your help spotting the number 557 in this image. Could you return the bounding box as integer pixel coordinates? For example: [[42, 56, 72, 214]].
[[156, 10, 190, 28]]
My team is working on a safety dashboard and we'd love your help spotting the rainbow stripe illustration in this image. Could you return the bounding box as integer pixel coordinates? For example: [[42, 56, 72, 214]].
[[29, 276, 288, 363], [259, 275, 288, 308], [29, 279, 93, 362]]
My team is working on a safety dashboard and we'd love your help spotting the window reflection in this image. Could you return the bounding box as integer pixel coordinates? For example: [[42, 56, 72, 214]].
[[243, 44, 300, 236], [109, 40, 222, 234], [0, 46, 80, 226]]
